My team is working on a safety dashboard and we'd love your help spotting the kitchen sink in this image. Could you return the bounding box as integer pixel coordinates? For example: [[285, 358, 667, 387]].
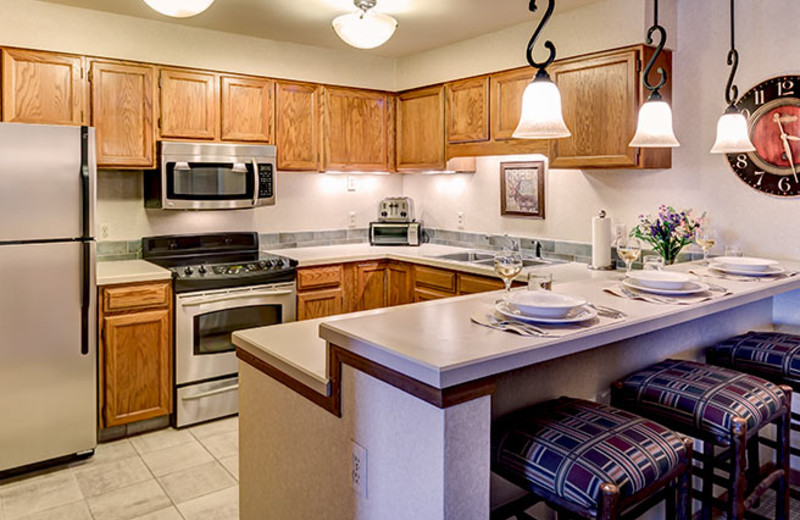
[[429, 250, 563, 267], [472, 258, 554, 268]]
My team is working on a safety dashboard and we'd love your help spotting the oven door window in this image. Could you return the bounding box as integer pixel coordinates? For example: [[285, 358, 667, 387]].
[[166, 162, 254, 201], [193, 304, 281, 355], [373, 226, 408, 243]]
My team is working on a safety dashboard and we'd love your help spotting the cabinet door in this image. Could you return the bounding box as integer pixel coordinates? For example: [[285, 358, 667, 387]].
[[90, 60, 155, 168], [159, 68, 218, 140], [387, 262, 414, 306], [413, 265, 457, 294], [396, 86, 445, 171], [102, 308, 171, 427], [324, 87, 390, 172], [550, 49, 639, 168], [1, 49, 85, 125], [297, 288, 343, 321], [354, 262, 387, 311], [446, 77, 490, 144], [491, 68, 533, 141], [276, 81, 320, 171], [458, 273, 504, 295], [221, 75, 274, 143]]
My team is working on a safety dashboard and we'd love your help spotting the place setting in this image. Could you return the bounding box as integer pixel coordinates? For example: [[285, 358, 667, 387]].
[[604, 270, 731, 305], [690, 255, 799, 283]]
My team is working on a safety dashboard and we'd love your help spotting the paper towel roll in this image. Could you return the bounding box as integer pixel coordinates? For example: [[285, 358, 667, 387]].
[[591, 212, 612, 268]]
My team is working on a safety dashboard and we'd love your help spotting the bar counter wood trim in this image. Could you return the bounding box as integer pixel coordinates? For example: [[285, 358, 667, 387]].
[[236, 344, 496, 417]]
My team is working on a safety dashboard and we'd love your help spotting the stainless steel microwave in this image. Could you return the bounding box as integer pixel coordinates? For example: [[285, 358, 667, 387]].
[[144, 142, 276, 210], [369, 222, 421, 246]]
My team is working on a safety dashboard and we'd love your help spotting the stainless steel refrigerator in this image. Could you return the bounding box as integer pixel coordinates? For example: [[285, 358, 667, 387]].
[[0, 123, 97, 473]]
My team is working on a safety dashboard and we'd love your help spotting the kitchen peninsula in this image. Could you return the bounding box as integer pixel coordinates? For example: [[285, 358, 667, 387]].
[[233, 257, 800, 520]]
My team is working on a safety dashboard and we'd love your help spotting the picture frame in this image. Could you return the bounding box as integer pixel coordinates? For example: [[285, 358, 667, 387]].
[[500, 160, 545, 219]]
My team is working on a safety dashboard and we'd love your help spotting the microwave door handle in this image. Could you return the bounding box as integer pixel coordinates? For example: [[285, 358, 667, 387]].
[[252, 159, 259, 207], [181, 289, 294, 307]]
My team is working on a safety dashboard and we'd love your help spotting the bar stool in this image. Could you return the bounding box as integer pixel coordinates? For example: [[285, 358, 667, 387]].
[[707, 330, 800, 499], [611, 359, 791, 520], [491, 398, 693, 520]]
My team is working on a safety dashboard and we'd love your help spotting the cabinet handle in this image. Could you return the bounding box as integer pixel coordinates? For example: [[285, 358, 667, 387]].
[[181, 383, 239, 401]]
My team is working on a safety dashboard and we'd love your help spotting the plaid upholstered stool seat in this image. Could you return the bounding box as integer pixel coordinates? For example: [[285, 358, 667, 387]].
[[612, 359, 792, 520], [491, 398, 693, 520]]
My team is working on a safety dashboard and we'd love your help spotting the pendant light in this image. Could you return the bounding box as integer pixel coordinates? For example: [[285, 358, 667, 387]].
[[710, 0, 755, 154], [629, 0, 679, 148], [142, 0, 215, 18], [333, 0, 398, 50], [513, 0, 571, 139]]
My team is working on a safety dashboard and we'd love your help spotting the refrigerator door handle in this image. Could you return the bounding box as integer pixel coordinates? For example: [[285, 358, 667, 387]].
[[80, 241, 93, 356]]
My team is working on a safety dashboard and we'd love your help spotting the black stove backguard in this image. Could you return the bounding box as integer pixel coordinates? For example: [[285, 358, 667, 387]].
[[142, 232, 260, 265]]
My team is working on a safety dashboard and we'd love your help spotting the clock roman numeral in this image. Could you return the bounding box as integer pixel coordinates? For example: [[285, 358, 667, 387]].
[[754, 90, 765, 105]]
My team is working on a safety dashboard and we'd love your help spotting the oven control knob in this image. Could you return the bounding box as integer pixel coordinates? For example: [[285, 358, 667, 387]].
[[259, 261, 268, 269], [277, 258, 287, 268], [184, 266, 194, 276], [198, 265, 207, 275]]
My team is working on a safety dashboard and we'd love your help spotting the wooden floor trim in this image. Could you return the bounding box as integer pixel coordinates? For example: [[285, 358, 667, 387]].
[[236, 344, 495, 417]]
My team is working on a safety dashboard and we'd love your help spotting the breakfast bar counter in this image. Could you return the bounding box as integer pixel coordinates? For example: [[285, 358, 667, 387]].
[[234, 261, 800, 520]]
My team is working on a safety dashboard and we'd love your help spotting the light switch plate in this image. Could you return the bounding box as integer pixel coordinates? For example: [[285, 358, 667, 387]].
[[351, 441, 367, 498]]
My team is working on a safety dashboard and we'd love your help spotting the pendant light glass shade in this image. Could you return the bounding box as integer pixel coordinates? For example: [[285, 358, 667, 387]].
[[629, 95, 680, 148], [710, 108, 755, 154], [142, 0, 214, 17], [333, 9, 398, 50], [513, 74, 571, 139]]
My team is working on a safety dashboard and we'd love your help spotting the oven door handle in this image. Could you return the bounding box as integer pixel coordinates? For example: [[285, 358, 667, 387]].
[[181, 383, 239, 401], [180, 289, 294, 307]]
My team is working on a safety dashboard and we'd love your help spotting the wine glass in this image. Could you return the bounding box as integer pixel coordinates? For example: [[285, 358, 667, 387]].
[[494, 248, 523, 299], [616, 236, 642, 275], [694, 227, 718, 264]]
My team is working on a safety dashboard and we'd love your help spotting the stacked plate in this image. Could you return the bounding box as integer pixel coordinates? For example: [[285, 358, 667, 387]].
[[624, 271, 709, 295], [495, 291, 596, 324], [709, 256, 783, 277]]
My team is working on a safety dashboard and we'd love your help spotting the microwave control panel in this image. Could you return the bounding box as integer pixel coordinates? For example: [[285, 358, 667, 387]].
[[258, 164, 274, 199]]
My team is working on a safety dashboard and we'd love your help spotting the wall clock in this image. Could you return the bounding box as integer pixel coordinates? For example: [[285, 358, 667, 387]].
[[729, 75, 800, 197]]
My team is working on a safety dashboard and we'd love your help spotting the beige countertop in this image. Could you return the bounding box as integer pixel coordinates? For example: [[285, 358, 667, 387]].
[[97, 260, 172, 286]]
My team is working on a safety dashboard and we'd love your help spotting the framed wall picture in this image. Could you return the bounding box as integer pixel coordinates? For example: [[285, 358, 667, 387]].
[[500, 160, 545, 218]]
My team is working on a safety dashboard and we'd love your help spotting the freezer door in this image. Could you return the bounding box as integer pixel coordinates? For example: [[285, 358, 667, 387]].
[[0, 241, 97, 472], [0, 123, 96, 242]]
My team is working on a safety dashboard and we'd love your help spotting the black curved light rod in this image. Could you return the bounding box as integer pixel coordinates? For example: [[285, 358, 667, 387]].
[[642, 0, 668, 94], [524, 0, 557, 73], [724, 0, 740, 105]]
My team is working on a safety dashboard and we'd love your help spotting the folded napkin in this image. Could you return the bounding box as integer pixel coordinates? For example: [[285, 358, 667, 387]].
[[603, 284, 730, 305], [470, 307, 613, 338]]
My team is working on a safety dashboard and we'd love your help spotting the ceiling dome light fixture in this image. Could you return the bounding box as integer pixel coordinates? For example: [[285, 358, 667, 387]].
[[332, 0, 398, 50], [513, 0, 571, 139], [710, 0, 755, 154], [629, 0, 679, 148], [142, 0, 215, 18]]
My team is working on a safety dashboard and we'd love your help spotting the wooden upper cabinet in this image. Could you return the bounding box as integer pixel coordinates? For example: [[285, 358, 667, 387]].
[[491, 68, 533, 141], [550, 45, 671, 169], [276, 81, 321, 171], [158, 68, 218, 140], [90, 60, 155, 168], [323, 87, 390, 172], [446, 77, 490, 144], [221, 75, 274, 143], [1, 49, 86, 125], [396, 86, 445, 172]]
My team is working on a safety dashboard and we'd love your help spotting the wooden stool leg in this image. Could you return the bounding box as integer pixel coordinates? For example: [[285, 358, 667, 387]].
[[597, 483, 620, 520], [730, 418, 748, 520], [746, 435, 760, 490], [664, 482, 676, 519], [776, 386, 792, 520], [677, 438, 694, 520], [701, 440, 715, 520]]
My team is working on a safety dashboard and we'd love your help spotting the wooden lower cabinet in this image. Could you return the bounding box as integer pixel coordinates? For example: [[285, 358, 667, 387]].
[[99, 281, 172, 428], [413, 287, 454, 302], [354, 262, 387, 311], [458, 273, 504, 295], [297, 287, 343, 321], [387, 262, 414, 306]]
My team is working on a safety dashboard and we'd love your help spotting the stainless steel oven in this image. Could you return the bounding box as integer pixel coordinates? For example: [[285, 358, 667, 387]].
[[144, 142, 275, 210], [174, 281, 296, 427]]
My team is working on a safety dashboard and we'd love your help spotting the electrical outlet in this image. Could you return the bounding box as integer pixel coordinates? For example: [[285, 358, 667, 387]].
[[348, 211, 357, 228], [351, 441, 367, 498], [614, 224, 627, 240], [100, 224, 110, 239], [347, 176, 357, 192], [457, 212, 465, 230]]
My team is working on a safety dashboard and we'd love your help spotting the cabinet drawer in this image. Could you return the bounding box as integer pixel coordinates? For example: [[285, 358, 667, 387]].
[[414, 265, 456, 293], [413, 287, 453, 302], [297, 265, 343, 291], [458, 273, 504, 295], [103, 282, 171, 313]]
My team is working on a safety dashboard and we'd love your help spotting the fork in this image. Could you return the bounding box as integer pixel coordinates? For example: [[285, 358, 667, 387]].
[[586, 302, 626, 319], [619, 286, 677, 304], [487, 314, 551, 336]]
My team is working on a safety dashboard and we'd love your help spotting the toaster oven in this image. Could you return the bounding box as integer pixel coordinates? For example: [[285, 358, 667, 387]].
[[369, 222, 421, 246]]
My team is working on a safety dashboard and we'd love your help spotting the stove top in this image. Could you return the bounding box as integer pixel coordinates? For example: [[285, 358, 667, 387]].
[[142, 232, 297, 293]]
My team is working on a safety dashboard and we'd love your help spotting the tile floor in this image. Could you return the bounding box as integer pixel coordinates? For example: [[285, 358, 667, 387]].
[[0, 417, 239, 520]]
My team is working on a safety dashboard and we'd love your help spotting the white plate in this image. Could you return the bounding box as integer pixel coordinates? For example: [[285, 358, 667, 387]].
[[712, 256, 778, 272], [710, 264, 785, 277], [626, 271, 696, 290], [495, 301, 598, 324], [506, 291, 587, 318], [623, 278, 710, 295]]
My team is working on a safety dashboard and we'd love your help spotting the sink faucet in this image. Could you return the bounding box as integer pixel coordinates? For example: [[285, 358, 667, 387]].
[[487, 234, 519, 251], [533, 240, 542, 259]]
